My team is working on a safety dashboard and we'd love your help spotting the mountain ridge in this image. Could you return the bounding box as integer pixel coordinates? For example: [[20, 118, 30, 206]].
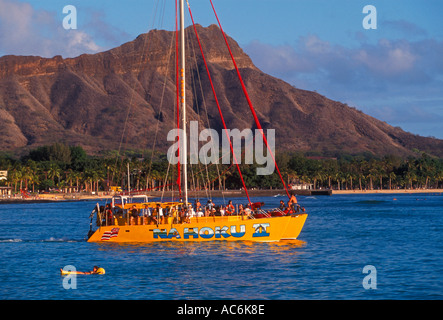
[[0, 24, 442, 158]]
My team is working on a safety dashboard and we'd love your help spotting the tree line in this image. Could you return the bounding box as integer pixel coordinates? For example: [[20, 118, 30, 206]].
[[1, 143, 443, 195]]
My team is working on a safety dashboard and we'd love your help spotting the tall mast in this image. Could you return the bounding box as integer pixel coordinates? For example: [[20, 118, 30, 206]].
[[180, 0, 188, 205]]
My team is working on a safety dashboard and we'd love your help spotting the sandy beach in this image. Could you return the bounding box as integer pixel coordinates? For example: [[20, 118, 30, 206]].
[[332, 189, 443, 195], [1, 188, 442, 204]]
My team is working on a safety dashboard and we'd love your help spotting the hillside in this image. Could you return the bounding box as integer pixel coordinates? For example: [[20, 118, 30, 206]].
[[0, 24, 442, 157]]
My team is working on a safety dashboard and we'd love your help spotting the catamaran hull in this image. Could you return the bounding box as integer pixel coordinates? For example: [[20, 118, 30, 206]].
[[87, 214, 307, 243]]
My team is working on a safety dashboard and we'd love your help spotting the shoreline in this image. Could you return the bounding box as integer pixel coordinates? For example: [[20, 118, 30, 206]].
[[1, 188, 441, 204], [332, 189, 443, 195]]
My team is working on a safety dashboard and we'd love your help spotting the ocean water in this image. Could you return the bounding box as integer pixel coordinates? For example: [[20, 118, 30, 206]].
[[0, 193, 441, 300]]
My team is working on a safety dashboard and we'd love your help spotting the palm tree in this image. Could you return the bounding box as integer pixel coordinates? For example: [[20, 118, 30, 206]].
[[299, 174, 310, 187], [150, 169, 160, 191], [334, 172, 343, 190], [21, 165, 34, 191], [356, 172, 365, 190], [323, 159, 338, 189], [7, 168, 21, 193], [27, 171, 40, 193], [65, 169, 76, 193], [311, 170, 324, 190], [378, 169, 387, 190], [93, 168, 105, 193], [405, 171, 417, 190], [83, 169, 94, 193], [389, 172, 396, 190], [72, 171, 82, 193], [435, 170, 443, 189], [345, 172, 355, 190], [367, 166, 379, 190], [354, 158, 367, 190], [47, 163, 61, 187]]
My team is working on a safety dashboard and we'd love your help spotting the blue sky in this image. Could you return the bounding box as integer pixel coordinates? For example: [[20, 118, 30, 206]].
[[1, 0, 442, 139]]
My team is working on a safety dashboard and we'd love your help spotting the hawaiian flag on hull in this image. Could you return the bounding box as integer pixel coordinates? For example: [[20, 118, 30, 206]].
[[101, 228, 120, 241]]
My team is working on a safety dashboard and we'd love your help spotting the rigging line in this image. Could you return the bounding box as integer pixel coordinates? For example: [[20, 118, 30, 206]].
[[188, 37, 212, 200], [187, 28, 213, 201], [186, 125, 258, 180], [209, 0, 291, 199], [185, 20, 225, 203], [159, 0, 167, 28], [111, 0, 162, 188], [188, 157, 198, 198], [200, 130, 258, 189], [160, 157, 172, 202], [187, 1, 252, 205], [187, 25, 230, 204], [116, 0, 161, 154], [175, 0, 181, 197], [181, 128, 255, 182], [183, 127, 258, 198], [145, 10, 177, 192], [188, 51, 206, 200]]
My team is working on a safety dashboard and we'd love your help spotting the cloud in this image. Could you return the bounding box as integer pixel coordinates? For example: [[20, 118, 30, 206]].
[[247, 34, 443, 85], [369, 103, 443, 138], [383, 19, 428, 38], [82, 10, 130, 48], [0, 0, 108, 58], [370, 104, 443, 125], [244, 34, 443, 138], [246, 40, 314, 75]]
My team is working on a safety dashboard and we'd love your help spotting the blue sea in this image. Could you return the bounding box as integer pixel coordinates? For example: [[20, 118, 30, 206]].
[[0, 193, 441, 300]]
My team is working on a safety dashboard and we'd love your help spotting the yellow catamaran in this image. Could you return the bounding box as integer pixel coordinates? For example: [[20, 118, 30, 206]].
[[87, 0, 307, 243], [87, 196, 307, 242]]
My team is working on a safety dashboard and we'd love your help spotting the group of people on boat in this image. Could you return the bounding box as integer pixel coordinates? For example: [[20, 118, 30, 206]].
[[123, 199, 255, 226], [96, 194, 303, 226]]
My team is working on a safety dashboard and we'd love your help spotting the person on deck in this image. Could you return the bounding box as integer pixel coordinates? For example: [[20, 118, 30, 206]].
[[207, 199, 214, 211], [226, 200, 235, 215], [288, 194, 298, 205], [151, 205, 159, 225], [244, 205, 252, 216], [238, 204, 245, 216], [194, 199, 201, 212], [142, 204, 151, 225], [187, 204, 195, 221], [156, 204, 163, 224], [105, 204, 113, 225], [130, 205, 139, 225], [170, 206, 178, 224], [279, 200, 286, 211], [179, 207, 186, 223]]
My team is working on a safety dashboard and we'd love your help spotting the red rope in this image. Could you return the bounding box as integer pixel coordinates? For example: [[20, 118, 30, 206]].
[[209, 0, 291, 199], [187, 2, 252, 205]]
